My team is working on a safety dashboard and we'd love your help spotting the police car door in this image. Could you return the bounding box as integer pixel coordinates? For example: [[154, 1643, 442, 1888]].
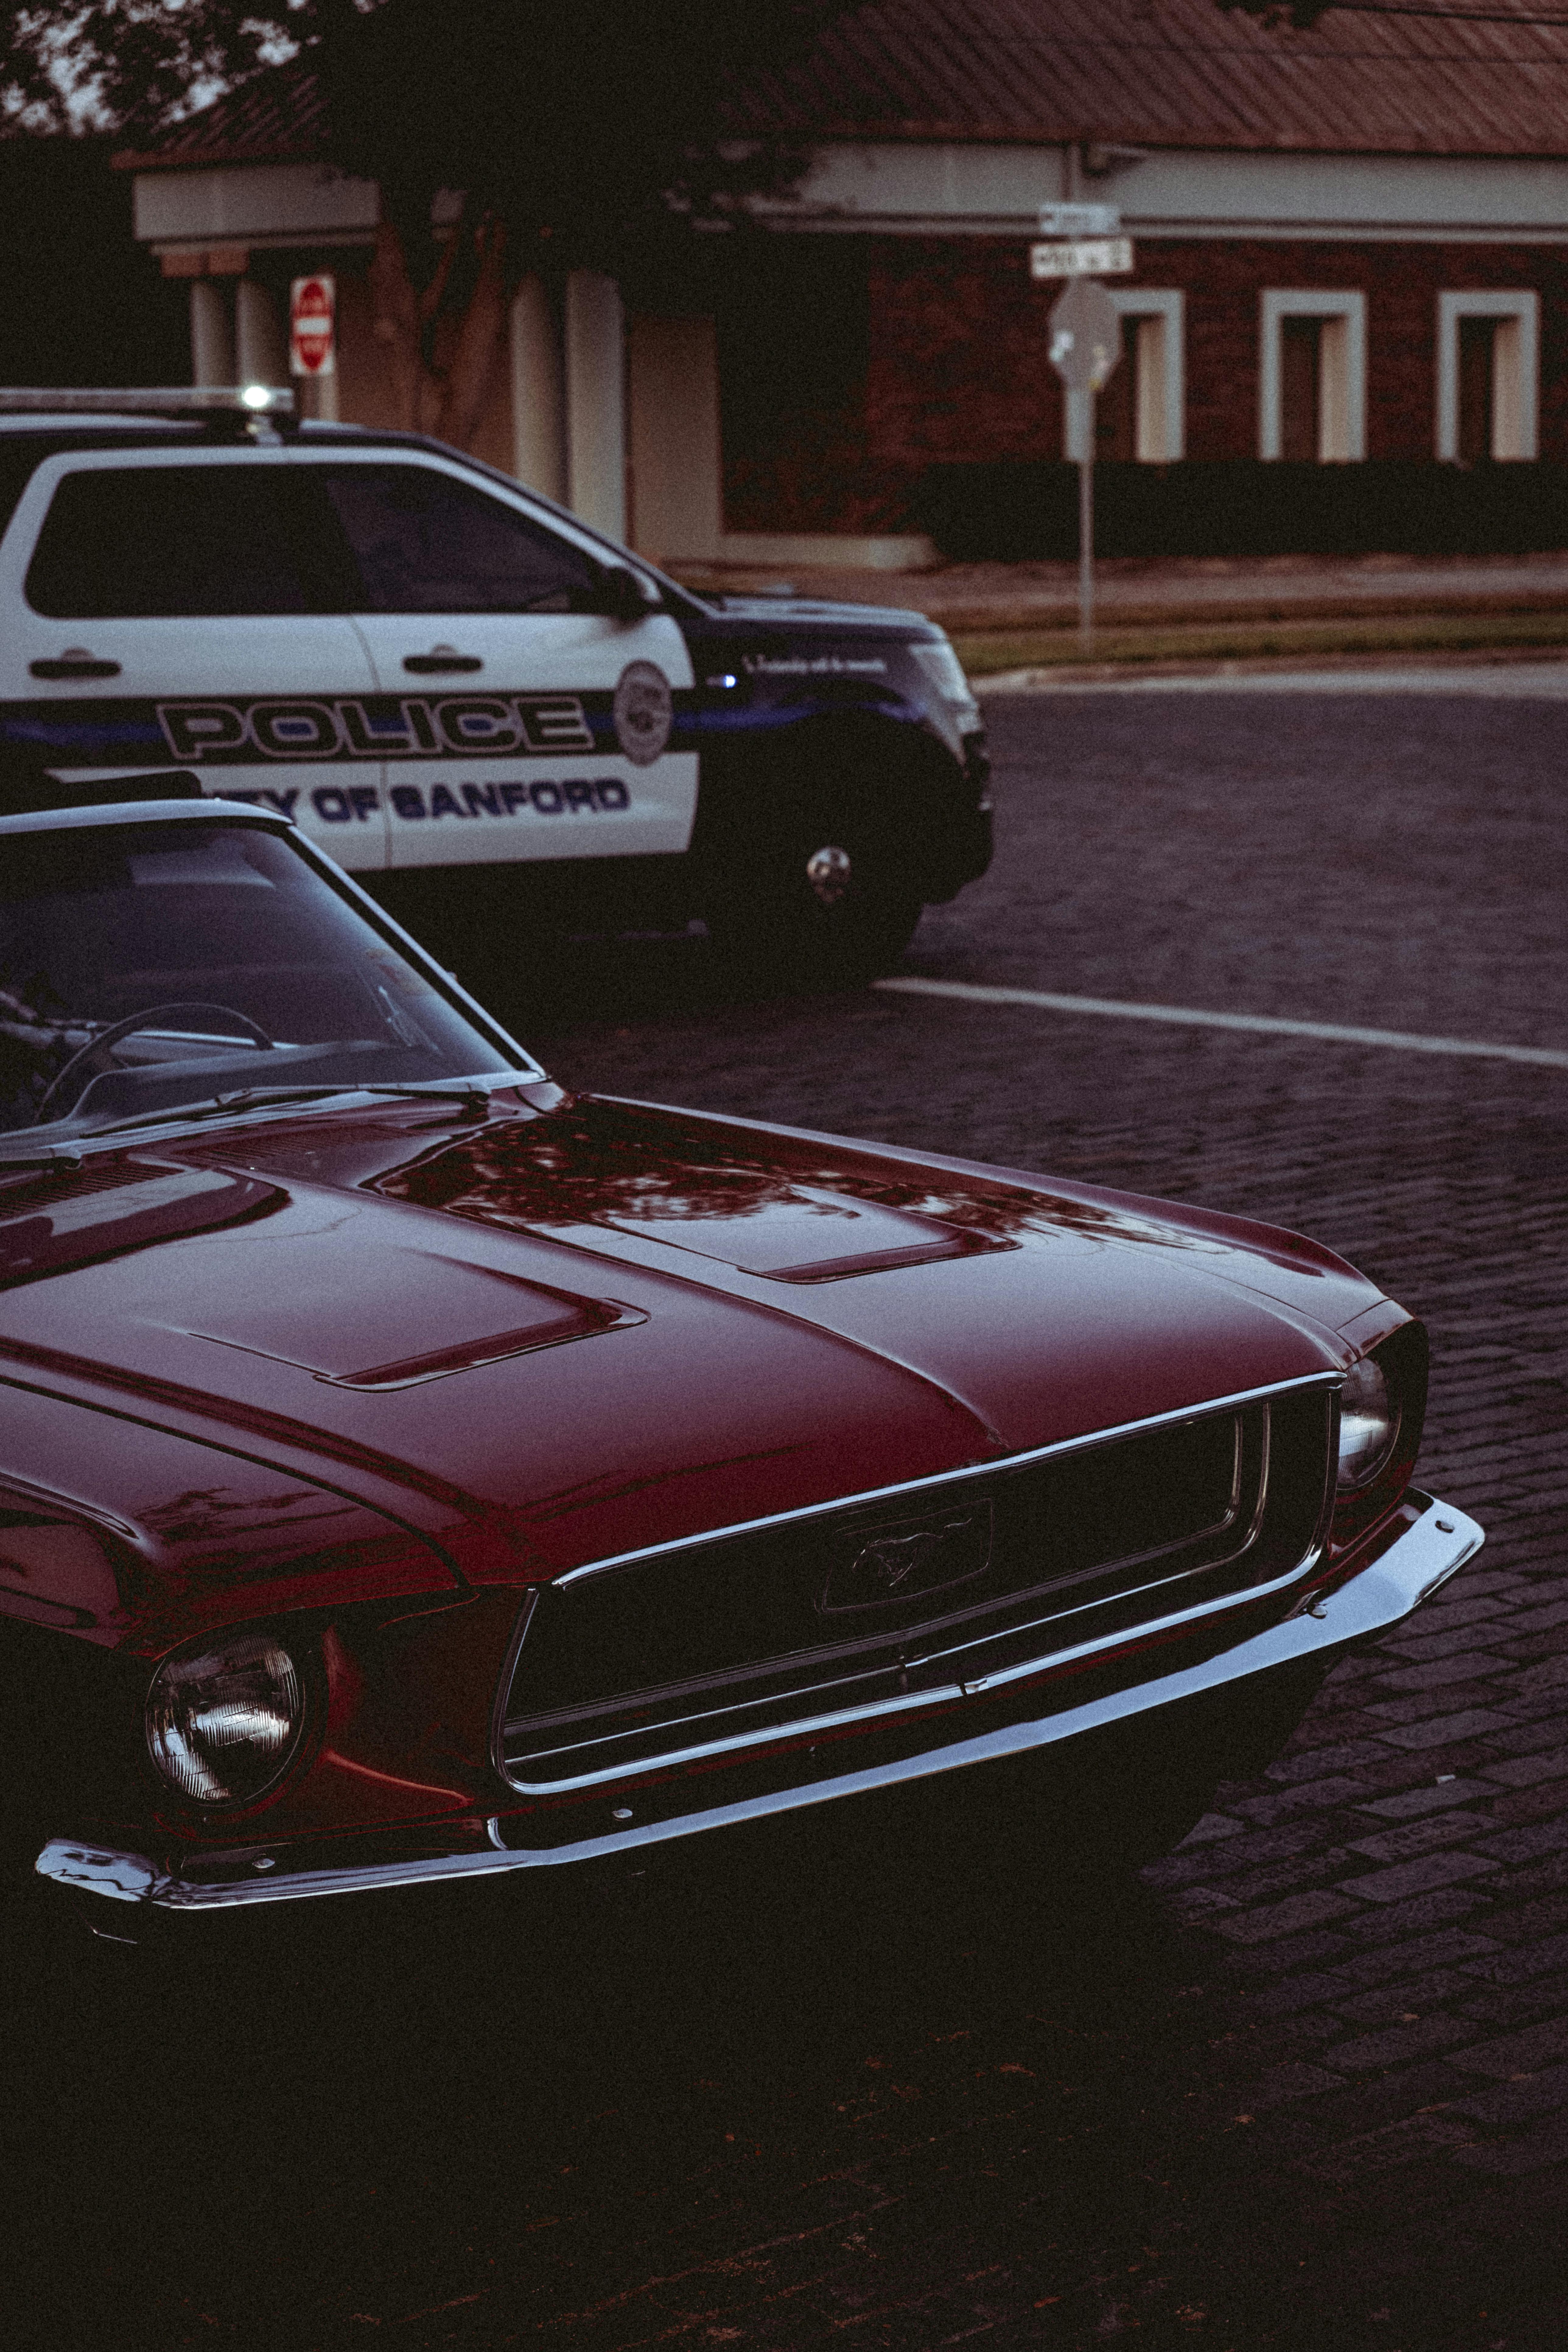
[[300, 453, 696, 870], [0, 448, 388, 869]]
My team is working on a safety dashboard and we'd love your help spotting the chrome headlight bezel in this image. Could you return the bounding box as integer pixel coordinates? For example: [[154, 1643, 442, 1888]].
[[1335, 1354, 1401, 1493], [145, 1629, 308, 1808]]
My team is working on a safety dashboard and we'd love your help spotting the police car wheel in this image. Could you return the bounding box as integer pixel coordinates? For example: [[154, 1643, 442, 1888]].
[[705, 830, 922, 982]]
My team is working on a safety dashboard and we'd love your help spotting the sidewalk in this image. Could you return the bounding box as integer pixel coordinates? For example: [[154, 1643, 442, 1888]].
[[669, 548, 1568, 678]]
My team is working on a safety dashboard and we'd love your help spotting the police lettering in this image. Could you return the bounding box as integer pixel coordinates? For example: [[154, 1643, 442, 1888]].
[[311, 785, 382, 824], [157, 693, 606, 763], [159, 703, 248, 760], [252, 702, 341, 759], [387, 779, 630, 821]]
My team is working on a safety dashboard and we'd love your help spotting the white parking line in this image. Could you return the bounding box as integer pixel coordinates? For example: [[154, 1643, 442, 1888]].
[[872, 976, 1568, 1069]]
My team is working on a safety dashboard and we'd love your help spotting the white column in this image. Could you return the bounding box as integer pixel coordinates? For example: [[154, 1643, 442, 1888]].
[[1259, 291, 1366, 462], [509, 274, 566, 501], [564, 269, 626, 540], [235, 278, 288, 388], [190, 280, 234, 387], [627, 315, 721, 559], [299, 367, 340, 425]]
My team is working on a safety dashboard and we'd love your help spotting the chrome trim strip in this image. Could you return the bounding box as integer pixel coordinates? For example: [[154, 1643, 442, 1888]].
[[494, 1390, 1309, 1786], [487, 1587, 538, 1779], [551, 1373, 1338, 1588], [36, 1491, 1481, 1916], [500, 1502, 1319, 1797]]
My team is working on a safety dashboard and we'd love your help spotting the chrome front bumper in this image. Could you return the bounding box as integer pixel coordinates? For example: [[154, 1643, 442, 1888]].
[[36, 1490, 1482, 1919]]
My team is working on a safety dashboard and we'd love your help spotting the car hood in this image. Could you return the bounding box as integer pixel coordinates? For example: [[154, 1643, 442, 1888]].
[[0, 1091, 1391, 1584], [695, 594, 933, 634]]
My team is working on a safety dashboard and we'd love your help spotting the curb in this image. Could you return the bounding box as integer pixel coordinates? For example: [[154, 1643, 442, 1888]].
[[973, 644, 1568, 693]]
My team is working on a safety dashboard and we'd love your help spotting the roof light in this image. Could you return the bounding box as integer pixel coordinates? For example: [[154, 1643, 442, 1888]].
[[0, 387, 298, 419]]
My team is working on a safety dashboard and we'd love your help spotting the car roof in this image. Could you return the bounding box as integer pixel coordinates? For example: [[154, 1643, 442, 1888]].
[[0, 797, 292, 838], [0, 404, 705, 613]]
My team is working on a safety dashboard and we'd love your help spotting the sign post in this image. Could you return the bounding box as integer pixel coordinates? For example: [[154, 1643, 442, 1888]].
[[1040, 206, 1129, 654]]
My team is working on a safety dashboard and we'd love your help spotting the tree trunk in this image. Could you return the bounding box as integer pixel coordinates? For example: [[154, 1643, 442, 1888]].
[[369, 212, 508, 450]]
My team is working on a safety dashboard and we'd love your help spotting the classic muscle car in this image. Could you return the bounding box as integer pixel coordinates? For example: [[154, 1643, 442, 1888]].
[[0, 785, 1481, 1950]]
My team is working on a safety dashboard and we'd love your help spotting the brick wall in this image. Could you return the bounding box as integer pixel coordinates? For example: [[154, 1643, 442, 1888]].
[[718, 231, 1568, 536]]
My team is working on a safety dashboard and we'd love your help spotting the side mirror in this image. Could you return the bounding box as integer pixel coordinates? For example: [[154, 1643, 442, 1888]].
[[583, 564, 656, 624]]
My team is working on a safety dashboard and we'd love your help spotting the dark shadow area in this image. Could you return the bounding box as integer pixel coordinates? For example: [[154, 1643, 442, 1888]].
[[4, 1799, 1208, 2351], [455, 922, 880, 1059]]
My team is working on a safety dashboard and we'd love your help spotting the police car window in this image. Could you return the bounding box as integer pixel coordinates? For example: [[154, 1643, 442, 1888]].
[[25, 467, 356, 619], [320, 466, 600, 614]]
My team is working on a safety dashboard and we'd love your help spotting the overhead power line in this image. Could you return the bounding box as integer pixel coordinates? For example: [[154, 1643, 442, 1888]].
[[1321, 3, 1568, 22]]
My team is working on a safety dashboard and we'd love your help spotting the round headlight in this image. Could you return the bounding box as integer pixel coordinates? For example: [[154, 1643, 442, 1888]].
[[146, 1633, 305, 1805], [1337, 1355, 1398, 1491]]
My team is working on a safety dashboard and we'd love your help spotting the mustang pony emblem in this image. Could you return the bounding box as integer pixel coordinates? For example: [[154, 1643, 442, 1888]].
[[820, 1506, 993, 1613]]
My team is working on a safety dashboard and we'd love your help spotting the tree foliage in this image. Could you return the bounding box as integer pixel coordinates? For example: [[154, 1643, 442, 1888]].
[[0, 2, 306, 132], [0, 1, 859, 439], [1, 2, 855, 249]]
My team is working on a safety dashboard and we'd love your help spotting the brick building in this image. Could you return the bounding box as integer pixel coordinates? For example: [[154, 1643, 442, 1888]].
[[116, 0, 1568, 566]]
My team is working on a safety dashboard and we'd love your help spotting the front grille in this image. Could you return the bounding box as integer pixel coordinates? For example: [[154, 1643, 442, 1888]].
[[498, 1384, 1333, 1791]]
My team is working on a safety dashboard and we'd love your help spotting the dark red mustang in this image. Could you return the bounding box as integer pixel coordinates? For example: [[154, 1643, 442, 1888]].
[[0, 790, 1480, 1947]]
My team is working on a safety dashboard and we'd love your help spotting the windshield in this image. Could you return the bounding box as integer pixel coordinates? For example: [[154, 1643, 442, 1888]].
[[0, 818, 528, 1139]]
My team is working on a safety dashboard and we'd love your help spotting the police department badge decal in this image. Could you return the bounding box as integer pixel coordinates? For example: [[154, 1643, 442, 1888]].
[[612, 661, 674, 766]]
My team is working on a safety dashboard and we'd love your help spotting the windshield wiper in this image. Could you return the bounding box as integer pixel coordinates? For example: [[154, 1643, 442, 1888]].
[[1, 1079, 503, 1161]]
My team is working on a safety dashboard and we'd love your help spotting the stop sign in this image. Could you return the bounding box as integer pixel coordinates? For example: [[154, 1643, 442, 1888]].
[[1047, 277, 1123, 395], [289, 275, 336, 377]]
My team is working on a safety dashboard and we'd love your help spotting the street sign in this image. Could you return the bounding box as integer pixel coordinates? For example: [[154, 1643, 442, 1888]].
[[289, 275, 336, 377], [1047, 277, 1124, 395], [1038, 202, 1121, 237], [1044, 278, 1125, 653], [1031, 237, 1134, 281]]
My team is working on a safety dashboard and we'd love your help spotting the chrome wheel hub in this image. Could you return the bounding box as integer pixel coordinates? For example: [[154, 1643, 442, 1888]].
[[805, 845, 852, 906]]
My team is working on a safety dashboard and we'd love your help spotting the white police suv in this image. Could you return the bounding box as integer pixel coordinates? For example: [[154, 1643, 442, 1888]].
[[0, 388, 990, 974]]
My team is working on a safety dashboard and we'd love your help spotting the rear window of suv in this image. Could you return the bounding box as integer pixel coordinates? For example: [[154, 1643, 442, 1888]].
[[24, 465, 359, 618], [23, 458, 603, 620]]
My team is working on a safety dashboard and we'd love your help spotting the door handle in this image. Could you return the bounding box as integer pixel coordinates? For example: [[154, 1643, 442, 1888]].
[[30, 651, 121, 680], [403, 648, 483, 674]]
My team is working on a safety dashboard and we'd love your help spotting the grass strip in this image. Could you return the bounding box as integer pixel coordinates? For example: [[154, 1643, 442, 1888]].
[[950, 608, 1568, 677]]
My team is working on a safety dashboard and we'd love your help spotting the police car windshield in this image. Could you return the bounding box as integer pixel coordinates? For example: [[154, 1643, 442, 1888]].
[[0, 819, 525, 1138]]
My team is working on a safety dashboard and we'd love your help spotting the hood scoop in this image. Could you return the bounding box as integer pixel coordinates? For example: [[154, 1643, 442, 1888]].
[[0, 1161, 278, 1286], [589, 1188, 1011, 1283], [369, 1116, 1018, 1287], [174, 1247, 642, 1390]]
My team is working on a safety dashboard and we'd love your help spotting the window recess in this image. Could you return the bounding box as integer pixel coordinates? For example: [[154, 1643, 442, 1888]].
[[1259, 292, 1366, 463], [1437, 292, 1538, 463], [1065, 289, 1184, 464]]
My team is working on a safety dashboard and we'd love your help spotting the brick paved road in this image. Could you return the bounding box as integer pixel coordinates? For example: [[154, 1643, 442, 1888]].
[[12, 685, 1567, 2352]]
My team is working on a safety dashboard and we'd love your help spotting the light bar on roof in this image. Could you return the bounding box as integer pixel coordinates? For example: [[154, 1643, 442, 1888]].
[[0, 387, 296, 416]]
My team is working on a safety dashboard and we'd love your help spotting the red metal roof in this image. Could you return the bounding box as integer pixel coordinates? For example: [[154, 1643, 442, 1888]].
[[741, 0, 1568, 157], [121, 1, 1568, 169], [114, 58, 326, 170]]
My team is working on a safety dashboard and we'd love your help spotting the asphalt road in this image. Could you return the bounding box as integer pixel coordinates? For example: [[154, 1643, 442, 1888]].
[[10, 680, 1568, 2352]]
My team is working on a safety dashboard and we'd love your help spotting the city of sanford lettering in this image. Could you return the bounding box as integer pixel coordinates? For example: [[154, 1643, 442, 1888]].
[[156, 693, 601, 762], [227, 778, 634, 823]]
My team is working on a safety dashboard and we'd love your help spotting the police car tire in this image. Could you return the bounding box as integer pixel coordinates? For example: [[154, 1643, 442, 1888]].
[[705, 861, 921, 983], [702, 732, 929, 983]]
